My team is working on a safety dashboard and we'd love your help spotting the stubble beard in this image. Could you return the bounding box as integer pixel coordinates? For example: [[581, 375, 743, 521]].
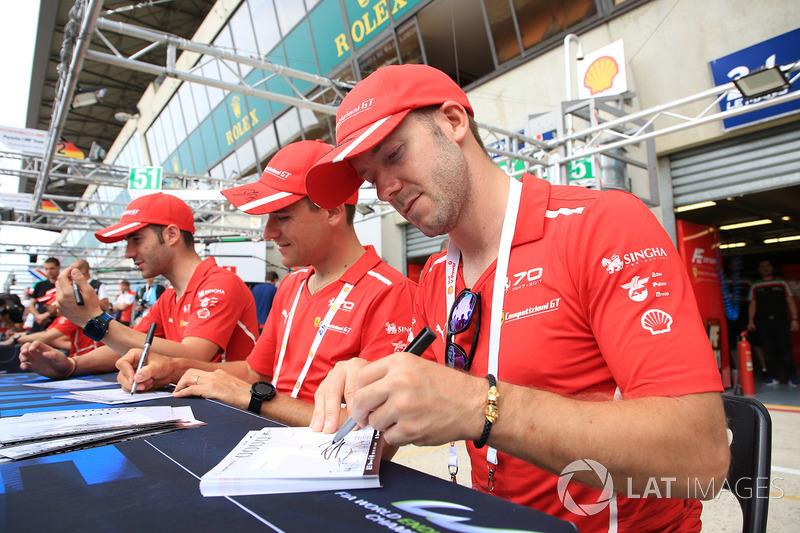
[[415, 125, 472, 237]]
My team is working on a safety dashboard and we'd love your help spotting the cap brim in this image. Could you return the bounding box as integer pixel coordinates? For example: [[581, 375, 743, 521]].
[[306, 110, 411, 209], [95, 221, 149, 243], [221, 181, 305, 215]]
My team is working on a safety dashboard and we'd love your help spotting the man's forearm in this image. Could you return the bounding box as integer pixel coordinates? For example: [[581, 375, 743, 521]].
[[74, 346, 123, 375], [490, 384, 730, 498]]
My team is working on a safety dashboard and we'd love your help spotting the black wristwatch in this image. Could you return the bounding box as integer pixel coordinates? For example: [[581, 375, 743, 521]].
[[248, 381, 276, 414], [83, 313, 114, 342]]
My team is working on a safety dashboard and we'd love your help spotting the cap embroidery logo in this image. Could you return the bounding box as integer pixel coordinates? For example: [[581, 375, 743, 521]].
[[336, 98, 376, 130], [122, 208, 140, 217], [263, 165, 292, 180]]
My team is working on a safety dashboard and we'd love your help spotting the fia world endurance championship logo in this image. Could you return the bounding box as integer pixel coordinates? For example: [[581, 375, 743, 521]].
[[557, 459, 614, 516]]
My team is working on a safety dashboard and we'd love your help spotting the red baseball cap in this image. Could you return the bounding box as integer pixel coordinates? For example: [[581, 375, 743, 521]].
[[221, 140, 358, 214], [95, 193, 195, 243], [305, 64, 473, 208]]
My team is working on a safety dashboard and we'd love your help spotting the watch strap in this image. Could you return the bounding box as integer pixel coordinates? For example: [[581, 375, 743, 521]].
[[83, 313, 114, 342]]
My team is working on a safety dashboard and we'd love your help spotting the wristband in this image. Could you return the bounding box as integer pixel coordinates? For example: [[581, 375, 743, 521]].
[[474, 374, 499, 449], [65, 356, 78, 378]]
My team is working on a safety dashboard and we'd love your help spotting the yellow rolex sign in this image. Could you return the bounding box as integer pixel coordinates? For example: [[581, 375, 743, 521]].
[[129, 167, 163, 191]]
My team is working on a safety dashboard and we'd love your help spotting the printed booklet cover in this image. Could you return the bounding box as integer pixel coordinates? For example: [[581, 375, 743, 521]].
[[199, 426, 383, 496]]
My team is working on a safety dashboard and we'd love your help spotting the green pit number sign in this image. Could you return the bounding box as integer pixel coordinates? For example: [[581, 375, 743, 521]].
[[568, 156, 595, 182], [128, 167, 163, 191]]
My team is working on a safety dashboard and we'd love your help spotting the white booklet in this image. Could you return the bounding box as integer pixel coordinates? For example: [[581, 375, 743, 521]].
[[199, 426, 383, 497]]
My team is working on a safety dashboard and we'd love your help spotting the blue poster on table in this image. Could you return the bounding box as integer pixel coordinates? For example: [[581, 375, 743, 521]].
[[709, 27, 800, 130]]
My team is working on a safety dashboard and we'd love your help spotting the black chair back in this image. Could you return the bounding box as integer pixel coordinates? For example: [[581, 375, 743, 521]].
[[722, 395, 772, 533]]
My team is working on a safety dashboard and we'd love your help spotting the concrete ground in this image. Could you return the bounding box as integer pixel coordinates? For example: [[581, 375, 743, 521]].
[[392, 382, 800, 532]]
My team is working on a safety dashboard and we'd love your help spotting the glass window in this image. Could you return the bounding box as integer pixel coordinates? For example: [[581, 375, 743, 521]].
[[221, 151, 242, 181], [485, 0, 522, 63], [254, 122, 278, 162], [236, 140, 258, 175], [358, 35, 400, 77], [213, 26, 243, 84], [298, 107, 333, 145], [145, 121, 162, 165], [417, 0, 494, 85], [201, 61, 226, 108], [249, 0, 281, 55], [304, 0, 321, 9], [397, 19, 423, 65], [274, 0, 306, 36], [275, 108, 301, 147], [513, 0, 598, 50], [188, 74, 211, 120], [177, 84, 199, 133], [160, 108, 178, 156], [229, 2, 259, 56], [209, 162, 225, 182], [167, 98, 186, 147]]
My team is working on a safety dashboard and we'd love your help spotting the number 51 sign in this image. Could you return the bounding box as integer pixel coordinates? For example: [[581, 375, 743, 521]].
[[128, 167, 163, 191]]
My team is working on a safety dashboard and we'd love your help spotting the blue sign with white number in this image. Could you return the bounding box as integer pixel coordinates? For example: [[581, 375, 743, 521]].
[[709, 27, 800, 130]]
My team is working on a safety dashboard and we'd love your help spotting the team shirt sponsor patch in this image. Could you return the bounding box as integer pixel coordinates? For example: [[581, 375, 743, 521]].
[[602, 247, 669, 274], [641, 308, 673, 335]]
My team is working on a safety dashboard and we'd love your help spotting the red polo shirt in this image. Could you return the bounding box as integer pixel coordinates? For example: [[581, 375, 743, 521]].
[[414, 175, 723, 532], [247, 246, 416, 403], [137, 258, 258, 362], [50, 316, 102, 357]]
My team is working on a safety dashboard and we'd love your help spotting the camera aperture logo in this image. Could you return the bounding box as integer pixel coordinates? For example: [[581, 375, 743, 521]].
[[557, 459, 614, 516]]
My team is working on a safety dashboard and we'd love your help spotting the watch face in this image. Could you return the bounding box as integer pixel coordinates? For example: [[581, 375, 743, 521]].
[[251, 381, 275, 400]]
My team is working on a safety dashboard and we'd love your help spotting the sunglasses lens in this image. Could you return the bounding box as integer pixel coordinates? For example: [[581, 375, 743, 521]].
[[450, 291, 478, 333], [446, 343, 468, 370]]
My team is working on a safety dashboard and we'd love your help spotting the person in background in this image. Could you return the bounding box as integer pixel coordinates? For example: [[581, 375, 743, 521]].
[[115, 140, 416, 429], [27, 257, 60, 332], [305, 64, 729, 532], [112, 280, 136, 326], [747, 258, 799, 386], [18, 193, 259, 379], [0, 293, 25, 336], [251, 270, 279, 334], [2, 287, 102, 357], [70, 259, 109, 312], [134, 276, 166, 322]]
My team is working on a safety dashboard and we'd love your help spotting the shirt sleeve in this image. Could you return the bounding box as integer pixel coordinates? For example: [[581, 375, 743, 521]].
[[357, 276, 417, 361], [571, 191, 722, 398], [180, 271, 253, 350]]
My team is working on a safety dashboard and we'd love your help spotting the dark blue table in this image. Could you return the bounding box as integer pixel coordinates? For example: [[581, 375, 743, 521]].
[[0, 372, 576, 532]]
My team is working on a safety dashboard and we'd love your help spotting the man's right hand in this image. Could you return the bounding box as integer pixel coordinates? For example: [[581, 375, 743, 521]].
[[116, 349, 176, 392], [310, 357, 369, 434]]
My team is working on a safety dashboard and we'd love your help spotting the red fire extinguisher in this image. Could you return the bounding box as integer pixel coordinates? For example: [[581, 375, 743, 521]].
[[738, 331, 755, 396]]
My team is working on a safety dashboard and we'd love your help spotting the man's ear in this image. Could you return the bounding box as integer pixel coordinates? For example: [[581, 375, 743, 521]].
[[163, 224, 183, 245], [438, 101, 471, 143], [325, 204, 346, 226]]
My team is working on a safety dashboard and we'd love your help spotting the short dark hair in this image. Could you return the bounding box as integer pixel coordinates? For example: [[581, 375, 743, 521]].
[[44, 257, 60, 267], [266, 271, 279, 283], [411, 106, 488, 155], [149, 224, 194, 248]]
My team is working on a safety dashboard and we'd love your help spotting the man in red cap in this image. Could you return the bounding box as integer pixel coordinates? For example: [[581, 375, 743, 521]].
[[305, 64, 730, 531], [19, 192, 259, 379], [114, 140, 415, 428]]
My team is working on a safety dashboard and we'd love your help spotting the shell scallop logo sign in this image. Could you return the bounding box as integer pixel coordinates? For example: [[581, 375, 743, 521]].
[[577, 39, 628, 100], [584, 56, 619, 95]]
